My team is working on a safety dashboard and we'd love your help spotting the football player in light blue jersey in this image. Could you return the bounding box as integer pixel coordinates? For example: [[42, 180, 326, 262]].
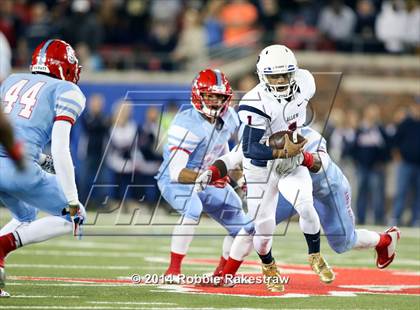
[[0, 40, 86, 294], [156, 69, 251, 280], [196, 127, 400, 284]]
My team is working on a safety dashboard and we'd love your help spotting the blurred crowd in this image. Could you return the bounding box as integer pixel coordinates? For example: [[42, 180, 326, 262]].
[[0, 0, 419, 72], [319, 101, 420, 227]]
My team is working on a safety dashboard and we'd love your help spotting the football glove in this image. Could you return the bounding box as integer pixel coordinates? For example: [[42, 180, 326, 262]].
[[272, 152, 304, 176], [67, 201, 86, 239], [39, 153, 55, 174], [193, 170, 212, 193]]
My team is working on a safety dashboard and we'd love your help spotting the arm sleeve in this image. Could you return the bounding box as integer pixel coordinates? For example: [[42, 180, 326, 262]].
[[168, 149, 189, 182], [242, 125, 274, 160], [51, 120, 78, 203]]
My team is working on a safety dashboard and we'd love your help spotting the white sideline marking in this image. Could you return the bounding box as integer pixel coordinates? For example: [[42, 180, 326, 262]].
[[87, 302, 176, 305], [15, 250, 144, 258], [340, 284, 420, 292], [8, 264, 132, 270], [392, 271, 420, 276], [7, 282, 133, 288], [13, 295, 80, 299]]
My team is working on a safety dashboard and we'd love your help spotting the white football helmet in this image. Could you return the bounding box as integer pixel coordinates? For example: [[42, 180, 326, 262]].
[[256, 45, 298, 99]]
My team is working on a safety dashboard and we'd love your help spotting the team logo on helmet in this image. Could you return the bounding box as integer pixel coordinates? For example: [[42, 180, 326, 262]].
[[66, 46, 76, 64]]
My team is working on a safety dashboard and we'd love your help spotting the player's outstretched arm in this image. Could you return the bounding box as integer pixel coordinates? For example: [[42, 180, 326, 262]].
[[51, 120, 80, 207]]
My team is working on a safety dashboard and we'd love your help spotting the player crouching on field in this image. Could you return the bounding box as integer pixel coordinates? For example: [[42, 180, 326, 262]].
[[0, 40, 86, 297], [155, 69, 253, 283]]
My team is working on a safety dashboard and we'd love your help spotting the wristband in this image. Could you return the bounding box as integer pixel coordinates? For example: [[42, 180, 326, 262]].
[[8, 142, 23, 162], [208, 165, 222, 182], [302, 152, 314, 169]]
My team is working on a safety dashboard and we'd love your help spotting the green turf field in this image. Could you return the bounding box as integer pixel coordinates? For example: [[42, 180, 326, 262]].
[[0, 209, 419, 310]]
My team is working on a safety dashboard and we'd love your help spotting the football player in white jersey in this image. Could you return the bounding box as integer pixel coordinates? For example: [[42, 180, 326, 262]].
[[235, 45, 334, 290]]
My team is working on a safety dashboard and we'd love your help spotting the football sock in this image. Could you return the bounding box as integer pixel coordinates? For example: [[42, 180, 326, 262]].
[[213, 256, 227, 276], [222, 235, 234, 260], [14, 216, 72, 246], [222, 256, 243, 277], [229, 228, 254, 261], [166, 217, 198, 274], [166, 252, 185, 275], [170, 217, 198, 255], [258, 248, 274, 264], [304, 230, 320, 254], [354, 229, 381, 249], [0, 233, 17, 267]]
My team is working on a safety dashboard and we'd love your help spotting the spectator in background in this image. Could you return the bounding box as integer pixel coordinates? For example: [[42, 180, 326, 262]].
[[62, 0, 103, 51], [75, 42, 103, 72], [25, 2, 53, 53], [348, 104, 391, 225], [135, 106, 162, 205], [106, 100, 138, 206], [172, 8, 208, 71], [147, 19, 178, 71], [79, 94, 110, 206], [149, 0, 182, 26], [404, 0, 420, 53], [203, 1, 224, 49], [257, 0, 280, 45], [375, 0, 406, 53], [0, 0, 23, 50], [354, 0, 383, 52], [392, 103, 420, 226], [0, 31, 11, 82], [158, 101, 179, 154], [220, 0, 259, 46], [318, 0, 356, 51]]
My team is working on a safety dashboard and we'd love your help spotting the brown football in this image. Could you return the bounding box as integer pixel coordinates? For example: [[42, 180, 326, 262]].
[[268, 130, 306, 149]]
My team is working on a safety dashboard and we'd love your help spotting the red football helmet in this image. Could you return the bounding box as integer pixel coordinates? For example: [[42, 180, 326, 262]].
[[191, 69, 233, 118], [30, 39, 81, 84]]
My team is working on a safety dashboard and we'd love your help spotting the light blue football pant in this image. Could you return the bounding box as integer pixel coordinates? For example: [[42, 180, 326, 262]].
[[0, 157, 69, 222], [158, 178, 253, 236], [275, 174, 357, 254]]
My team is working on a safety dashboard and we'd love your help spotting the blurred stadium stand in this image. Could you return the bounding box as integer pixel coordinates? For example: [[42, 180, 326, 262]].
[[1, 0, 419, 226]]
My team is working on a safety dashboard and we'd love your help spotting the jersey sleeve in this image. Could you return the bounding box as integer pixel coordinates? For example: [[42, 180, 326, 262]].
[[238, 105, 270, 130], [54, 83, 86, 125], [167, 124, 201, 155]]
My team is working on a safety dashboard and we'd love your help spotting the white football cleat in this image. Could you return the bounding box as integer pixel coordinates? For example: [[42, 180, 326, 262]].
[[376, 226, 401, 269], [0, 289, 10, 298]]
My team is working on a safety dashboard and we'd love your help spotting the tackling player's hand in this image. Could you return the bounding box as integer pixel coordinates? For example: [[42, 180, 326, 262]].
[[272, 152, 304, 176], [194, 170, 212, 192]]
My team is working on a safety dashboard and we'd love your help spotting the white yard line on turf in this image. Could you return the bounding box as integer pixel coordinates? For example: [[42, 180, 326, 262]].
[[12, 295, 80, 299], [87, 302, 177, 305], [7, 282, 134, 287], [14, 250, 145, 258], [8, 264, 132, 270]]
